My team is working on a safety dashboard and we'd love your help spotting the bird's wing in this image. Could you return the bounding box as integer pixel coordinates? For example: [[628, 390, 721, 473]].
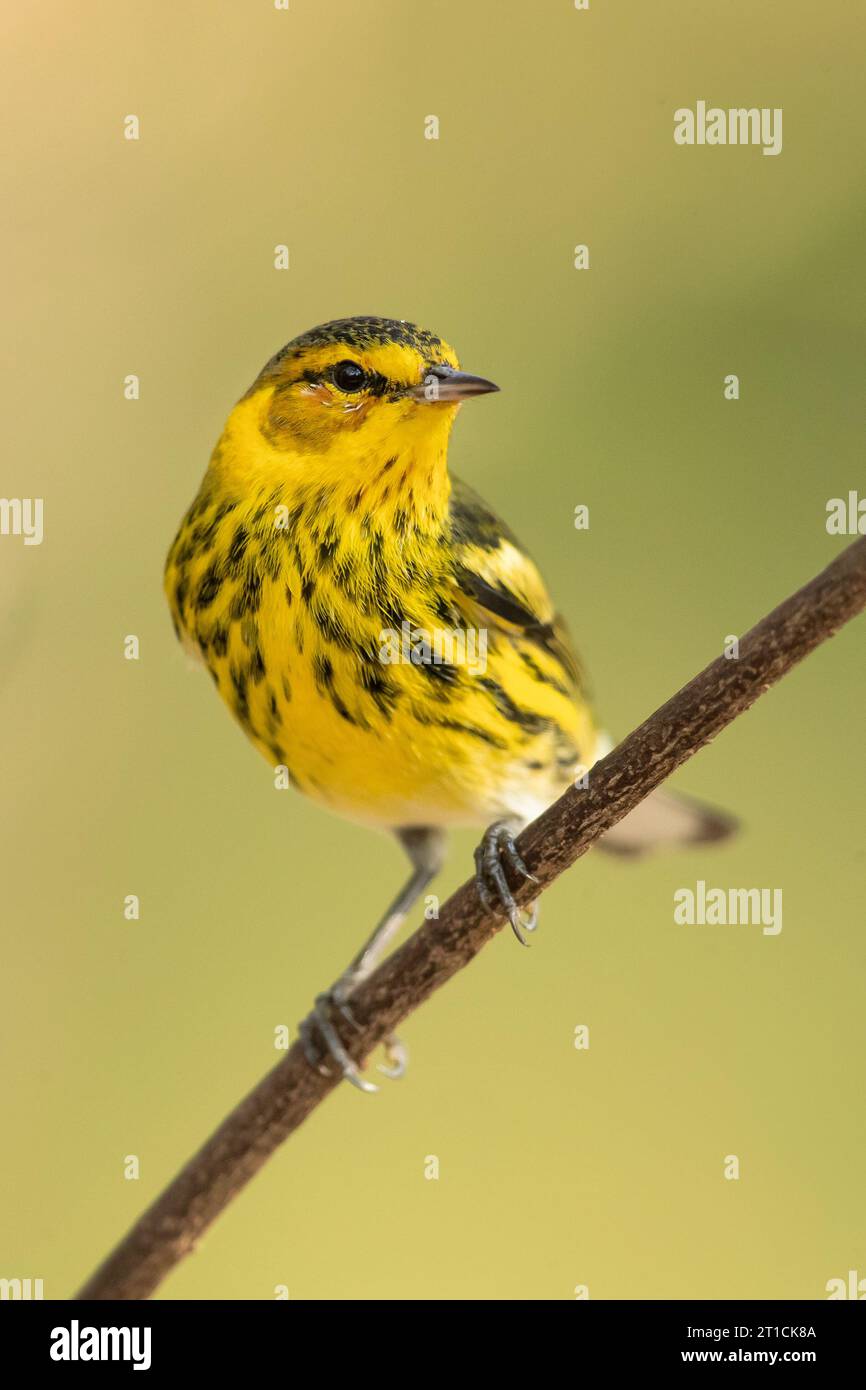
[[446, 474, 587, 699], [446, 476, 738, 853]]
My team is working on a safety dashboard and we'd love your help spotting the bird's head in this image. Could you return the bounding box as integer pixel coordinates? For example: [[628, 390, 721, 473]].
[[233, 316, 498, 484]]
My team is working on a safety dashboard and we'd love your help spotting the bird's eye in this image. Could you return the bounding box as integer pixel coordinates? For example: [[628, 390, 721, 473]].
[[332, 360, 366, 392]]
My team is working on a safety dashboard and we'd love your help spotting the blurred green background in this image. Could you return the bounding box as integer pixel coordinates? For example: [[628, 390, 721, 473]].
[[2, 0, 864, 1300]]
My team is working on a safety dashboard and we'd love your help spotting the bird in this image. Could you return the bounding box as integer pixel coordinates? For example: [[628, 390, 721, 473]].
[[165, 315, 735, 1091]]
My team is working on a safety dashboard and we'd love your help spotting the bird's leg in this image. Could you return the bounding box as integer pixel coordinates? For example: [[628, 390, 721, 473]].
[[299, 826, 446, 1093], [474, 819, 539, 946]]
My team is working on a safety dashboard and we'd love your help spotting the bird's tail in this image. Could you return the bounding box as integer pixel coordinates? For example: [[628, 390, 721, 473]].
[[597, 787, 738, 858]]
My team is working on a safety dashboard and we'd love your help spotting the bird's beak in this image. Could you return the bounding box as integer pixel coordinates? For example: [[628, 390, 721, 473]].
[[408, 364, 500, 403]]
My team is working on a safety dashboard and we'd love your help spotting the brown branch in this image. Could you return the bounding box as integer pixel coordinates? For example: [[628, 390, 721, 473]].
[[77, 536, 866, 1300]]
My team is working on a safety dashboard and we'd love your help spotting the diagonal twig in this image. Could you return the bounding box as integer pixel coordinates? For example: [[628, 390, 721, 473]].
[[76, 535, 866, 1299]]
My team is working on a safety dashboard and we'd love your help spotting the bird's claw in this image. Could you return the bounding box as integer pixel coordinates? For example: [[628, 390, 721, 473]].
[[299, 991, 377, 1093], [377, 1034, 409, 1079], [474, 821, 539, 945], [299, 991, 408, 1092]]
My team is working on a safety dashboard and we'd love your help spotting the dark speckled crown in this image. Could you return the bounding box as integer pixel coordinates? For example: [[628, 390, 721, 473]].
[[288, 316, 446, 355], [254, 316, 451, 387]]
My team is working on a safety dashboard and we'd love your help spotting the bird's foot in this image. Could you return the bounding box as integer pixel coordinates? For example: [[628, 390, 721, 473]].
[[299, 987, 407, 1093], [474, 821, 539, 945]]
